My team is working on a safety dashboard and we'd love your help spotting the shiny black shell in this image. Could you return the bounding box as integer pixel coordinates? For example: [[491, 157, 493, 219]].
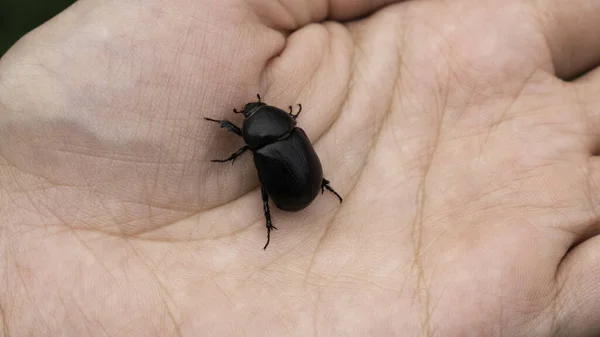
[[244, 105, 323, 211], [253, 128, 323, 211]]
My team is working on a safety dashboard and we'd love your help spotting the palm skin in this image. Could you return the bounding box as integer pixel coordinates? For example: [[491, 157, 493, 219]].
[[2, 0, 600, 336]]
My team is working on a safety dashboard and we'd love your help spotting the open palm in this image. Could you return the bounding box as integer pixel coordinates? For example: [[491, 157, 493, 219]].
[[2, 0, 600, 336]]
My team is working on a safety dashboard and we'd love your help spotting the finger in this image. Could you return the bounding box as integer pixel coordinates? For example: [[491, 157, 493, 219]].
[[555, 235, 600, 337], [560, 157, 600, 244], [326, 0, 404, 20], [534, 0, 600, 79], [558, 156, 600, 250], [251, 0, 405, 29], [571, 66, 600, 151]]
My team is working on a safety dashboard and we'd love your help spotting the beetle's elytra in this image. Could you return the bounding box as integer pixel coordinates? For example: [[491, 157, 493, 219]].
[[205, 94, 342, 249]]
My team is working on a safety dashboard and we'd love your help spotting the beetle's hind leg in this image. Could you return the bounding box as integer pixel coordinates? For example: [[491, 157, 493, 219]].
[[204, 117, 242, 137], [321, 178, 343, 203], [211, 145, 249, 164], [288, 104, 302, 119], [261, 186, 277, 250]]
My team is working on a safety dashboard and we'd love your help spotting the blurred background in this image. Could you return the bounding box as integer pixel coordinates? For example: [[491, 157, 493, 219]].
[[1, 0, 76, 56]]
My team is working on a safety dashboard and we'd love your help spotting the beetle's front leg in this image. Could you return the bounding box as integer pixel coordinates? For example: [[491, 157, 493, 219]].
[[211, 145, 249, 164], [261, 186, 277, 250], [204, 117, 242, 136], [288, 104, 302, 119], [321, 178, 343, 203]]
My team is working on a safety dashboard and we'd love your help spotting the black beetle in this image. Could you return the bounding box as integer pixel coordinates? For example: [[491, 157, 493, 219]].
[[205, 94, 342, 249]]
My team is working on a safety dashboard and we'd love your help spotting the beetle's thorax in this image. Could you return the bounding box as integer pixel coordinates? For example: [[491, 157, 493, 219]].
[[242, 105, 297, 149]]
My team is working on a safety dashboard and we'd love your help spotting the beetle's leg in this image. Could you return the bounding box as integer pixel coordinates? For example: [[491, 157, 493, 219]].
[[204, 117, 242, 137], [321, 178, 343, 203], [261, 186, 277, 250], [288, 104, 302, 119], [211, 145, 249, 164]]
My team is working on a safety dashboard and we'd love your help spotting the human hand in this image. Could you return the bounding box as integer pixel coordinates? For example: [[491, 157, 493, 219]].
[[2, 0, 600, 336]]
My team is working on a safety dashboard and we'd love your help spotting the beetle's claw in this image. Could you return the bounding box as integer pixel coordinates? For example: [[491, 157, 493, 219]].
[[288, 103, 302, 119], [321, 180, 343, 203], [263, 224, 277, 250]]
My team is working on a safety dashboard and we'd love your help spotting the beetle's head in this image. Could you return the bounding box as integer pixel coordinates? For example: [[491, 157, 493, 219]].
[[241, 102, 266, 118], [234, 94, 266, 118]]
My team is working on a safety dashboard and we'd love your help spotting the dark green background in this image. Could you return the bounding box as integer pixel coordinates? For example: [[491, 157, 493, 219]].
[[1, 0, 76, 56]]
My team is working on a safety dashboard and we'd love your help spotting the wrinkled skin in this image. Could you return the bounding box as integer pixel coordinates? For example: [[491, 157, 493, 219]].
[[2, 0, 600, 336]]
